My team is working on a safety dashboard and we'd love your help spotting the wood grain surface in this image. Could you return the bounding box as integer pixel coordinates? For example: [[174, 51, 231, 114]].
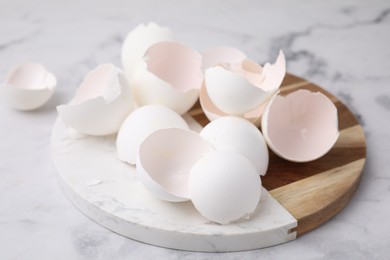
[[188, 73, 366, 237]]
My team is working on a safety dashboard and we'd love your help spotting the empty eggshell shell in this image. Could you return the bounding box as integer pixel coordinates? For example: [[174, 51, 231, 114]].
[[201, 46, 246, 71], [116, 105, 189, 165], [200, 116, 269, 176], [121, 22, 174, 78], [57, 64, 135, 136], [1, 63, 56, 111], [204, 50, 286, 115], [136, 128, 213, 202], [189, 150, 261, 224], [131, 41, 203, 115], [261, 89, 339, 162]]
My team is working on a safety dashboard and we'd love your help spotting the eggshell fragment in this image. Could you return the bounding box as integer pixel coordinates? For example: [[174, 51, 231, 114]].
[[131, 41, 202, 115], [57, 64, 134, 136], [200, 116, 269, 176], [189, 151, 261, 224], [1, 63, 56, 110], [116, 105, 189, 165], [136, 128, 213, 202], [204, 50, 285, 115], [121, 22, 174, 78], [201, 46, 246, 71], [262, 89, 339, 162]]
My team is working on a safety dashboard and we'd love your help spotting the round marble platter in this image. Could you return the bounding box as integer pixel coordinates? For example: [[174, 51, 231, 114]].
[[51, 74, 366, 252]]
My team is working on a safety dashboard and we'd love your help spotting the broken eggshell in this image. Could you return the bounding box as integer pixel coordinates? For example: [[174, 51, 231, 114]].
[[201, 46, 246, 71], [57, 64, 135, 136], [189, 150, 261, 225], [200, 116, 269, 176], [136, 128, 213, 202], [204, 50, 286, 115], [116, 105, 189, 165], [261, 89, 339, 162], [121, 22, 174, 78], [1, 63, 56, 111], [131, 41, 203, 115]]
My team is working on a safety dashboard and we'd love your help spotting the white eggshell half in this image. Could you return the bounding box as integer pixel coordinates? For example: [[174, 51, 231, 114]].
[[189, 151, 261, 224], [121, 22, 174, 78], [116, 105, 189, 165], [200, 116, 269, 176], [131, 42, 203, 115], [1, 63, 56, 110], [57, 64, 135, 136], [204, 50, 285, 115], [199, 82, 269, 127], [201, 46, 246, 71], [262, 89, 339, 162], [137, 128, 213, 202]]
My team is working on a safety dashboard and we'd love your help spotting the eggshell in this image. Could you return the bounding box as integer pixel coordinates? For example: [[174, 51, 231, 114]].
[[204, 50, 285, 115], [121, 22, 174, 78], [201, 46, 246, 71], [116, 105, 189, 165], [57, 64, 134, 136], [1, 63, 56, 110], [131, 41, 202, 115], [189, 151, 261, 224], [261, 89, 339, 162], [136, 128, 213, 202], [200, 116, 269, 176]]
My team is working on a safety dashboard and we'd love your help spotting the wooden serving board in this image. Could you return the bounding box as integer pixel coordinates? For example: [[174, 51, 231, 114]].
[[189, 73, 367, 237]]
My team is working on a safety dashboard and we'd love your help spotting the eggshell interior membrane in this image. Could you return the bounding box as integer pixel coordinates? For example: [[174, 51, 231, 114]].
[[137, 128, 213, 202], [200, 116, 269, 176], [121, 22, 174, 78], [262, 89, 339, 162], [5, 63, 56, 90], [57, 64, 134, 136], [201, 46, 246, 71], [204, 50, 285, 115], [189, 151, 261, 224], [116, 105, 189, 165]]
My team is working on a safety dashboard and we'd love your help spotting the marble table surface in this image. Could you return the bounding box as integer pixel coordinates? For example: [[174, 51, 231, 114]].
[[1, 0, 389, 259]]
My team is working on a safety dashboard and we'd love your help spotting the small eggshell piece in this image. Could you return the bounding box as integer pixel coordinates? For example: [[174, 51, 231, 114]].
[[200, 116, 269, 176], [1, 63, 56, 110], [137, 128, 213, 202], [262, 89, 339, 162], [189, 151, 261, 224], [116, 105, 189, 165]]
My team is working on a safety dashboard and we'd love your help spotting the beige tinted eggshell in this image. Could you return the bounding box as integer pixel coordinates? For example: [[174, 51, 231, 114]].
[[261, 89, 339, 162], [189, 151, 261, 224], [200, 116, 269, 176], [204, 50, 285, 115], [136, 128, 213, 202], [121, 22, 174, 78], [1, 63, 56, 111], [131, 42, 202, 115], [116, 105, 189, 165], [201, 46, 246, 71], [57, 64, 135, 136]]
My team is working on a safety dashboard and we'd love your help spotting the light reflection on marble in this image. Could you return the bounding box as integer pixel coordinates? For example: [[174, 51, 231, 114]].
[[1, 0, 390, 259]]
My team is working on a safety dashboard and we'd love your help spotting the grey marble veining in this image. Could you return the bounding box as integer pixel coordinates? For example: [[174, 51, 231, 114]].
[[1, 0, 390, 259]]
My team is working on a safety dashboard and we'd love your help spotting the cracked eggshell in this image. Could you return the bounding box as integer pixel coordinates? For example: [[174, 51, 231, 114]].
[[262, 89, 339, 162], [204, 50, 286, 115], [189, 151, 261, 225], [1, 63, 56, 110], [121, 22, 174, 78], [201, 46, 246, 71], [116, 105, 189, 165], [136, 128, 213, 202], [57, 64, 135, 136], [200, 116, 269, 176], [131, 41, 203, 115]]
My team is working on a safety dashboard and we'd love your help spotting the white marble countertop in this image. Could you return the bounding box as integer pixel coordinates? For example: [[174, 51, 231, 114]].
[[1, 0, 389, 259]]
